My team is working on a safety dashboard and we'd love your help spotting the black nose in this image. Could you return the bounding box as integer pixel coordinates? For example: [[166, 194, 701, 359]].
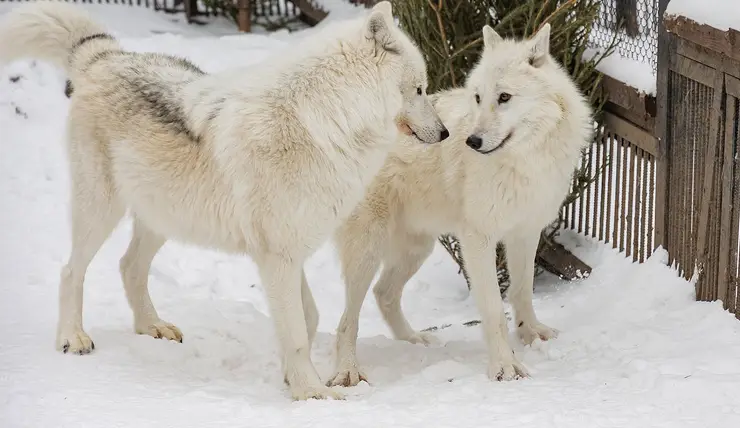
[[466, 135, 483, 150], [440, 128, 450, 141]]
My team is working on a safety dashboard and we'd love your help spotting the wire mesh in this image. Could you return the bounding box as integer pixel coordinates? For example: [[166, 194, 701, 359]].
[[589, 0, 659, 73]]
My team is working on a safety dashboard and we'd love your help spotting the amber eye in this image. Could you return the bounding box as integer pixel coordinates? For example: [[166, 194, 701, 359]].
[[498, 92, 512, 104], [416, 87, 422, 95], [474, 93, 481, 104]]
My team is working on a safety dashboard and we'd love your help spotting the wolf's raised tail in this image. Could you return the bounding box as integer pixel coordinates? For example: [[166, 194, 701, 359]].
[[0, 1, 119, 74]]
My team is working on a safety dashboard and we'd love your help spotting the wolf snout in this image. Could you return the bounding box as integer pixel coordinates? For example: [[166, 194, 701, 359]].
[[466, 135, 483, 150], [440, 127, 450, 142]]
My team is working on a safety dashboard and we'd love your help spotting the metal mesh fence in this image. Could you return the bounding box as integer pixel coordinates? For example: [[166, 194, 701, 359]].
[[589, 0, 659, 73]]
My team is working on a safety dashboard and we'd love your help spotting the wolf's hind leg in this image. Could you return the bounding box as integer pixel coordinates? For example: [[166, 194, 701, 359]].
[[120, 217, 182, 343], [373, 233, 436, 345]]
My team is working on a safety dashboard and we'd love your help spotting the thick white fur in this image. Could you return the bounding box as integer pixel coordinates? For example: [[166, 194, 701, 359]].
[[329, 24, 593, 386], [0, 1, 447, 400]]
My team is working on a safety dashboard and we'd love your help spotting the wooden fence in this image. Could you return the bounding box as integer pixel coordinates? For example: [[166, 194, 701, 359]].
[[657, 14, 740, 317], [563, 0, 661, 266], [565, 0, 739, 318], [0, 0, 326, 31]]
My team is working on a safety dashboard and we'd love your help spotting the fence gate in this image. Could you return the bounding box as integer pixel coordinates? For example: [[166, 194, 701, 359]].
[[659, 17, 740, 316]]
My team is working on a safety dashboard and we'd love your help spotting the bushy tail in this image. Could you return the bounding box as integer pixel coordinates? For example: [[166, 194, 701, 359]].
[[0, 1, 119, 74]]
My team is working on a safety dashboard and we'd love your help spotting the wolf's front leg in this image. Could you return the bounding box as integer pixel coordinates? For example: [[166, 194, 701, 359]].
[[459, 231, 528, 381], [257, 253, 343, 401], [504, 230, 558, 345]]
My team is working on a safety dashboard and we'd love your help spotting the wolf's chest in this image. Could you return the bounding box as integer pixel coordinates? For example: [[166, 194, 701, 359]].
[[468, 163, 573, 231]]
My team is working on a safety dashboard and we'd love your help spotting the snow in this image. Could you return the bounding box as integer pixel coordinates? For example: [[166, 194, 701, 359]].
[[666, 0, 740, 31], [2, 3, 740, 428], [586, 47, 657, 95], [316, 0, 366, 22]]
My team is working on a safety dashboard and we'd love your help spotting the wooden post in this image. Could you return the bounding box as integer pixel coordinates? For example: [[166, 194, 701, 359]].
[[238, 0, 251, 33], [653, 0, 671, 254]]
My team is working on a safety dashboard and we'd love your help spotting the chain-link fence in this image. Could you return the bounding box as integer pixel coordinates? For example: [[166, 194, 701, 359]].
[[589, 0, 659, 72]]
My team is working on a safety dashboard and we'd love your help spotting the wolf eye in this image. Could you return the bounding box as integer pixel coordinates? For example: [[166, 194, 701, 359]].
[[474, 93, 481, 104], [498, 93, 512, 104], [416, 87, 422, 95]]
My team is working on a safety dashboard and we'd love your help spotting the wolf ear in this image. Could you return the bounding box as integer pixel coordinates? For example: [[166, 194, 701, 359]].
[[529, 23, 551, 67], [365, 1, 397, 54], [482, 25, 502, 49]]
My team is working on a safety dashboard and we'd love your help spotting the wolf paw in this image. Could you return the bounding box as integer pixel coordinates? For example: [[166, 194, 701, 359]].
[[57, 330, 95, 355], [290, 384, 345, 401], [136, 321, 183, 343], [327, 366, 369, 387], [487, 358, 529, 381], [517, 321, 558, 345]]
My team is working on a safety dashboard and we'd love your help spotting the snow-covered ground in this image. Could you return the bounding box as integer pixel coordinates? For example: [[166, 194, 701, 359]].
[[2, 3, 740, 428]]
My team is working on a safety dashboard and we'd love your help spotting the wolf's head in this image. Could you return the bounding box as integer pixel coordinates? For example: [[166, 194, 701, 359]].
[[462, 24, 578, 155], [363, 1, 448, 144]]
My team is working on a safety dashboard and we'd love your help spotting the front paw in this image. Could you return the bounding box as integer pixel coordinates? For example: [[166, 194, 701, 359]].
[[136, 320, 183, 343], [487, 357, 529, 381], [56, 330, 95, 355], [517, 321, 559, 345], [327, 365, 369, 387]]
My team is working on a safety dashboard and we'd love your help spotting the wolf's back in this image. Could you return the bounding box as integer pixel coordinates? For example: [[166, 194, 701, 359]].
[[0, 1, 118, 74]]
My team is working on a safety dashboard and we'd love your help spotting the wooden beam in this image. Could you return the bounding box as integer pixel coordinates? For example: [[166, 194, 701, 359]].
[[665, 15, 740, 68]]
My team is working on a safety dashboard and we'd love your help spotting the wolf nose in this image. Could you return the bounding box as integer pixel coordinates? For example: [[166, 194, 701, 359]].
[[466, 135, 483, 150], [440, 128, 450, 141]]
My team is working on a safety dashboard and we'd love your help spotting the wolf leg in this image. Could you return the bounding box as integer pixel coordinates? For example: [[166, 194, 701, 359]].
[[327, 220, 384, 387], [458, 230, 528, 381], [258, 253, 342, 400], [57, 134, 124, 354], [504, 230, 558, 345], [373, 233, 436, 345], [301, 270, 319, 350], [119, 217, 182, 343]]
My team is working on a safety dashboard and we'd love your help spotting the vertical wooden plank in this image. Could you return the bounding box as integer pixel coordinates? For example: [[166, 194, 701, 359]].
[[638, 148, 648, 262], [694, 71, 725, 300], [715, 90, 736, 308], [605, 131, 615, 244], [570, 171, 577, 230], [620, 137, 629, 253], [676, 74, 689, 275], [654, 1, 673, 255], [613, 135, 623, 248], [627, 144, 640, 260], [578, 150, 587, 234], [730, 98, 740, 315], [592, 134, 602, 239], [646, 151, 655, 258], [599, 130, 608, 242], [584, 142, 594, 237]]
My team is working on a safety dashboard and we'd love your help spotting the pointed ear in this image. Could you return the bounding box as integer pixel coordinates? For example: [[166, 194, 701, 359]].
[[529, 23, 551, 67], [482, 25, 502, 49], [365, 1, 396, 53], [371, 0, 393, 18]]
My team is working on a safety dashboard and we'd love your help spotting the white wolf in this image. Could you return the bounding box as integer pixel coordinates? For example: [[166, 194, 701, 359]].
[[328, 24, 593, 386], [0, 1, 448, 400]]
